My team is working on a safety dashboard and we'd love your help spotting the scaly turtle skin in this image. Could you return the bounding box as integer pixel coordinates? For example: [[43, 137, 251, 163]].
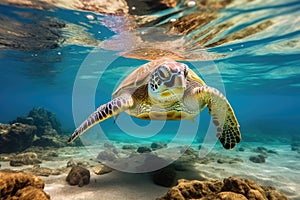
[[68, 58, 241, 149]]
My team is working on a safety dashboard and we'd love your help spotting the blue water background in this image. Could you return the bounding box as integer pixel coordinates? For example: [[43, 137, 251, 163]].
[[0, 2, 299, 143]]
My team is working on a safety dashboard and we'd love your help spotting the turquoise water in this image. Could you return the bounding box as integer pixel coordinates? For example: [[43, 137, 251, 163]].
[[0, 1, 299, 138], [0, 0, 300, 198]]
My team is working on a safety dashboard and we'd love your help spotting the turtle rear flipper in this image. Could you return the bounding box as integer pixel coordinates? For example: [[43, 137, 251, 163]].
[[194, 86, 241, 149], [68, 94, 134, 143]]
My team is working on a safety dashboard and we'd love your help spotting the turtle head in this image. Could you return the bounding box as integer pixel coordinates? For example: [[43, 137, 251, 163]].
[[148, 62, 188, 104]]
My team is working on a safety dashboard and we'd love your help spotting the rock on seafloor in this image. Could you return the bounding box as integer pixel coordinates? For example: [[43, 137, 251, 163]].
[[0, 123, 37, 153], [153, 166, 177, 187], [1, 107, 82, 154], [92, 164, 113, 175], [9, 152, 42, 166], [122, 144, 137, 150], [137, 146, 152, 153], [22, 165, 66, 177], [151, 142, 167, 150], [157, 177, 288, 200], [66, 166, 90, 187], [0, 169, 50, 200], [249, 154, 266, 163]]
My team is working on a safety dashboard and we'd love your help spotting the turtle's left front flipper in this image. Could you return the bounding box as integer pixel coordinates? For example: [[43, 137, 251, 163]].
[[68, 94, 134, 143], [194, 86, 241, 149]]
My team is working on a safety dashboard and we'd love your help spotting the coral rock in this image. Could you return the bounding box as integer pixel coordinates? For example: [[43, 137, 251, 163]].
[[0, 170, 50, 200], [263, 186, 289, 200], [223, 177, 266, 197], [216, 191, 248, 200], [66, 166, 90, 187], [158, 179, 223, 199], [157, 177, 288, 200]]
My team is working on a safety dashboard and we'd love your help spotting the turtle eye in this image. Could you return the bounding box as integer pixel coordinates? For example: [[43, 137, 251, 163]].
[[184, 67, 188, 78], [157, 66, 170, 80]]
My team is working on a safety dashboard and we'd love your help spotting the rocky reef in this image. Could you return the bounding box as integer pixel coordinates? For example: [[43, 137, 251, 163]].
[[157, 177, 288, 200], [0, 123, 37, 153], [0, 107, 81, 154], [0, 170, 50, 200], [12, 107, 62, 136]]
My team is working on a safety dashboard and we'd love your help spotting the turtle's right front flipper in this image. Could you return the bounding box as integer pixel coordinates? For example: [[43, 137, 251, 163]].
[[68, 94, 134, 143], [193, 86, 241, 150]]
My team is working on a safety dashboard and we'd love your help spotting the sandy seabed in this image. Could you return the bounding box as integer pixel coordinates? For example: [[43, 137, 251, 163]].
[[1, 141, 300, 200], [44, 172, 168, 200]]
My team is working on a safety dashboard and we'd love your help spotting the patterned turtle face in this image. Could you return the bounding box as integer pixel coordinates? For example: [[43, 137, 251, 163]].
[[148, 61, 188, 104]]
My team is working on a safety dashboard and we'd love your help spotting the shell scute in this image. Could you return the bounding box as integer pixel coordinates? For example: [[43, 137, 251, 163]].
[[112, 58, 206, 97]]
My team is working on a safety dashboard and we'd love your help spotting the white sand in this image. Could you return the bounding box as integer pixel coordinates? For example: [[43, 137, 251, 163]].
[[43, 172, 168, 200]]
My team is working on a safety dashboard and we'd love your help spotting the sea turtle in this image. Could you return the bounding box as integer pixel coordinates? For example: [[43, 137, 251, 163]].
[[68, 58, 241, 149]]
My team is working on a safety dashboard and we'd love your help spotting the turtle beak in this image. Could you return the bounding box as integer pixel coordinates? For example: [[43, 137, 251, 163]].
[[172, 87, 185, 94], [173, 74, 186, 91], [164, 74, 186, 88], [160, 74, 186, 97], [160, 90, 172, 97], [160, 87, 185, 98]]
